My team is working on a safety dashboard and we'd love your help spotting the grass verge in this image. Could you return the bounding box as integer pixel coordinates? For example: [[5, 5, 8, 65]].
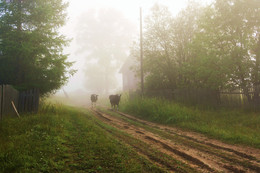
[[0, 103, 164, 172], [120, 97, 260, 148]]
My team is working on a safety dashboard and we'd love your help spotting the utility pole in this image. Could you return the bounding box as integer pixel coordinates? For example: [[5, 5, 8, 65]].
[[18, 0, 22, 31], [16, 0, 22, 84], [140, 7, 144, 96]]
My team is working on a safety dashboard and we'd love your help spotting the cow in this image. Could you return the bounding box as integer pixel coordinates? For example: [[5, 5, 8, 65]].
[[90, 94, 98, 108], [109, 94, 121, 110]]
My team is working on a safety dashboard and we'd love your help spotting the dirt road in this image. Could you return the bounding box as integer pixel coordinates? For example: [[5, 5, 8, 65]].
[[90, 107, 260, 173]]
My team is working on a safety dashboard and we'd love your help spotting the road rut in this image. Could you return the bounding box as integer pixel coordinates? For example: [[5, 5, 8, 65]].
[[90, 108, 260, 173]]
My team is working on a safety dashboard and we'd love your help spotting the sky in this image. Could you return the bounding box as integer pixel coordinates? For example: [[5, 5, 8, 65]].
[[59, 0, 213, 94]]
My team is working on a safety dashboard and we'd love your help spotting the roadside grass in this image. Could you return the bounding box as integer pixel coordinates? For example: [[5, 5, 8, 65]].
[[0, 103, 165, 172], [120, 97, 260, 148]]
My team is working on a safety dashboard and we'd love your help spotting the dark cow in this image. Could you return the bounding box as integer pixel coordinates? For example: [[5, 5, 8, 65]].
[[109, 94, 121, 110], [90, 94, 98, 108]]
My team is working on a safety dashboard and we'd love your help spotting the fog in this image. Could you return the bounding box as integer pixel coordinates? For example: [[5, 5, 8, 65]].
[[55, 0, 213, 102]]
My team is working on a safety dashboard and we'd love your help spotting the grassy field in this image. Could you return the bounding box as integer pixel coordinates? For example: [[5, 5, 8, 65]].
[[120, 97, 260, 148], [0, 103, 164, 172]]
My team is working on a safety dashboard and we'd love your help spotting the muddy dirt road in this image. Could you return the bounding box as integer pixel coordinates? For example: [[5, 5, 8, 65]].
[[90, 107, 260, 173]]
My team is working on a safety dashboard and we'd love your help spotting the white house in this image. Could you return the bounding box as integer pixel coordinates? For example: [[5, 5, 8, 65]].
[[119, 56, 139, 91]]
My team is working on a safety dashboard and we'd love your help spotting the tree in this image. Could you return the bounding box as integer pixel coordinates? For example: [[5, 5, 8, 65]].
[[0, 0, 75, 95], [131, 0, 260, 106], [246, 0, 260, 103], [142, 4, 176, 90], [182, 4, 232, 90], [75, 8, 136, 94], [187, 0, 260, 102], [171, 1, 203, 88], [140, 3, 203, 90]]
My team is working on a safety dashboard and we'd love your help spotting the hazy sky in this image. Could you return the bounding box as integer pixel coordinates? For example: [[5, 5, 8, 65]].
[[60, 0, 213, 94]]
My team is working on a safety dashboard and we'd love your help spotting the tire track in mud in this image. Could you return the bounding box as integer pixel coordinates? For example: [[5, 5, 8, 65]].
[[91, 112, 194, 172], [94, 123, 184, 173], [144, 135, 214, 172], [116, 111, 260, 162], [115, 111, 260, 172], [90, 108, 260, 173]]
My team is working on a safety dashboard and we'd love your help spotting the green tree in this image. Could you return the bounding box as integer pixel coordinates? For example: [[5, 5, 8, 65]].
[[142, 4, 176, 90], [0, 0, 74, 95], [187, 0, 260, 102], [141, 3, 202, 90], [172, 1, 203, 88], [246, 0, 260, 103], [182, 4, 232, 90], [131, 0, 260, 106]]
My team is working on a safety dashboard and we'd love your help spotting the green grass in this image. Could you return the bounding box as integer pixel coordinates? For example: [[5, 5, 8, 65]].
[[0, 103, 164, 172], [120, 97, 260, 148]]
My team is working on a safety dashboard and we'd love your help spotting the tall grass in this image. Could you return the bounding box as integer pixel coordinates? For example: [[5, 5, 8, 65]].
[[120, 97, 260, 148]]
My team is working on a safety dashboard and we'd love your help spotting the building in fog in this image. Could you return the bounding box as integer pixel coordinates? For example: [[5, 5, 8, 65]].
[[119, 56, 139, 91]]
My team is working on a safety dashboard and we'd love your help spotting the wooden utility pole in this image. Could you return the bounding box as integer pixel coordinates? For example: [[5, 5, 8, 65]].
[[140, 7, 144, 96], [0, 86, 3, 120], [16, 0, 23, 84], [18, 0, 22, 31]]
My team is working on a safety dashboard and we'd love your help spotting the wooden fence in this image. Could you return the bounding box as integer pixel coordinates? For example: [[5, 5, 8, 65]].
[[173, 88, 220, 106], [18, 88, 39, 113], [130, 89, 258, 108], [0, 85, 19, 119], [144, 89, 174, 100], [0, 85, 39, 120]]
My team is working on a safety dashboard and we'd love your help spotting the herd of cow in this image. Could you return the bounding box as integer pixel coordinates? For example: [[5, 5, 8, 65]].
[[90, 94, 121, 110]]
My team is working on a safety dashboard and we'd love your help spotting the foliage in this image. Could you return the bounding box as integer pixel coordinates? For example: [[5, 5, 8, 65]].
[[133, 3, 203, 90], [131, 0, 260, 104], [0, 0, 75, 95], [186, 0, 260, 93], [121, 97, 260, 148], [142, 4, 176, 90]]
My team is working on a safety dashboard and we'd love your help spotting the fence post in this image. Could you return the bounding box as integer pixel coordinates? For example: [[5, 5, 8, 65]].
[[36, 89, 39, 113], [18, 91, 24, 113], [28, 89, 33, 112], [33, 88, 39, 113], [2, 85, 5, 118], [0, 85, 2, 120]]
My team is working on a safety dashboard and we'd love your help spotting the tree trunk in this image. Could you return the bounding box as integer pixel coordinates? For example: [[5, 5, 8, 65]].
[[15, 0, 23, 85], [253, 34, 260, 106]]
